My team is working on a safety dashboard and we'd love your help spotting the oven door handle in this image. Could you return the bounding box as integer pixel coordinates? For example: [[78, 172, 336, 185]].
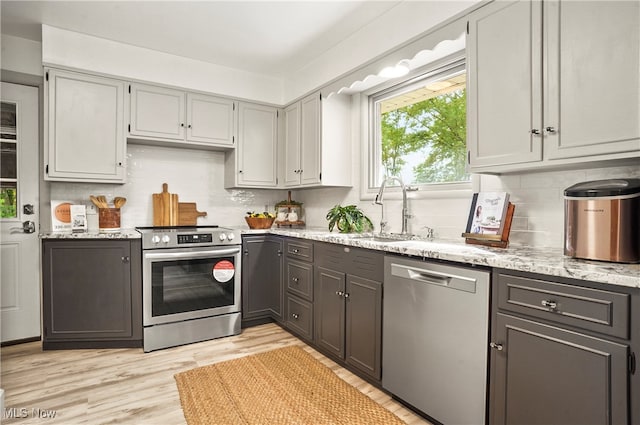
[[144, 248, 241, 261]]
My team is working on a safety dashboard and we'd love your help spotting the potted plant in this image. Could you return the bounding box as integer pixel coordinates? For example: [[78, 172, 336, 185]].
[[326, 204, 374, 233]]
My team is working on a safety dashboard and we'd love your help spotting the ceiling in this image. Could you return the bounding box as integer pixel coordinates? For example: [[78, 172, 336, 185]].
[[0, 1, 404, 78]]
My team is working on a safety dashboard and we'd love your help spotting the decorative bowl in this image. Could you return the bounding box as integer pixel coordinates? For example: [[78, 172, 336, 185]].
[[245, 216, 275, 229]]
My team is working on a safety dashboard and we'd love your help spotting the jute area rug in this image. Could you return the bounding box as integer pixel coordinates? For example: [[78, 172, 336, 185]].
[[174, 345, 406, 425]]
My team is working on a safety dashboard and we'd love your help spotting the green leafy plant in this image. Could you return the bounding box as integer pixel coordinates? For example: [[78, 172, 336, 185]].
[[326, 205, 373, 233], [275, 199, 303, 207]]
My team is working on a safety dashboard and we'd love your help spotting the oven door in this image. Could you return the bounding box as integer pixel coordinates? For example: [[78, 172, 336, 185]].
[[143, 245, 241, 326]]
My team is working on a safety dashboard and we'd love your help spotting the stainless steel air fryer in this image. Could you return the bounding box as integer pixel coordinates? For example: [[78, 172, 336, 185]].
[[564, 178, 640, 263]]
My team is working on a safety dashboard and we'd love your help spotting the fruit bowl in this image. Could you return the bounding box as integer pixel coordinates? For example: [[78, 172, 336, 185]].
[[245, 216, 275, 229]]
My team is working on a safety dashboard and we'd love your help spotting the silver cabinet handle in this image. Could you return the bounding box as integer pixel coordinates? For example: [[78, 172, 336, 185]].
[[541, 300, 558, 309], [292, 248, 300, 253], [292, 277, 299, 283], [121, 256, 130, 263], [530, 129, 541, 135], [291, 313, 299, 319], [343, 292, 350, 298], [545, 126, 556, 133], [489, 342, 504, 351], [336, 291, 344, 297]]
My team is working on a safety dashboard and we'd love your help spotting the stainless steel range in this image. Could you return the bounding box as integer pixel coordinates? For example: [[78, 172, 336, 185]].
[[137, 226, 242, 352]]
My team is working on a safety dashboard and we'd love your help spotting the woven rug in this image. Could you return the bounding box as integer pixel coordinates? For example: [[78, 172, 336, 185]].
[[174, 345, 406, 425]]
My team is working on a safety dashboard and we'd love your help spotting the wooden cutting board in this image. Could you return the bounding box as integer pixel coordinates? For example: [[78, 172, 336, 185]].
[[178, 203, 207, 226], [153, 183, 178, 226]]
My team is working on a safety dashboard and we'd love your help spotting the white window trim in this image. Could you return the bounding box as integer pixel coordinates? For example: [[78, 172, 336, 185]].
[[359, 51, 476, 202]]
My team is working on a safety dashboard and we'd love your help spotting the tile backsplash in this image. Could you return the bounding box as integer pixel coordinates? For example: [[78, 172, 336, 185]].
[[47, 143, 639, 250], [295, 163, 640, 249], [47, 144, 287, 231]]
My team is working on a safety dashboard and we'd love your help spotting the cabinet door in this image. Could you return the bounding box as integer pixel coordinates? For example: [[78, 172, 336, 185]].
[[300, 93, 322, 186], [490, 313, 628, 425], [544, 1, 640, 160], [467, 0, 543, 169], [186, 93, 236, 147], [129, 83, 185, 140], [45, 69, 126, 183], [236, 102, 278, 187], [345, 275, 382, 381], [314, 266, 345, 358], [42, 240, 133, 340], [242, 236, 283, 320], [284, 102, 301, 186]]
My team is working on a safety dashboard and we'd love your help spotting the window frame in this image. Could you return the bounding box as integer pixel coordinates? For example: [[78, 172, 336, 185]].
[[360, 52, 475, 201]]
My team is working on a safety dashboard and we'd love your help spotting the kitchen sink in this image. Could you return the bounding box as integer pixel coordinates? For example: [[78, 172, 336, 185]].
[[349, 233, 417, 243]]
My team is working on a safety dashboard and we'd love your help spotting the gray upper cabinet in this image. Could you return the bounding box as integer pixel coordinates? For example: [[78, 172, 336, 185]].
[[225, 102, 279, 188], [283, 92, 352, 188], [467, 0, 640, 173], [129, 83, 236, 149], [45, 68, 126, 183]]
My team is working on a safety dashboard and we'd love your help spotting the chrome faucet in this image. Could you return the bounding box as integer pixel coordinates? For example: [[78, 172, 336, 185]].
[[374, 176, 412, 235]]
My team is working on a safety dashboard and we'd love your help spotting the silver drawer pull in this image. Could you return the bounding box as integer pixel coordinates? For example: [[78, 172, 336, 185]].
[[291, 313, 299, 320], [489, 342, 503, 351], [541, 300, 558, 309], [292, 277, 299, 283], [292, 248, 300, 253]]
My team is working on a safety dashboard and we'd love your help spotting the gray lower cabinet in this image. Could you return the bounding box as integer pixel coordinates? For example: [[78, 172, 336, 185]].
[[42, 239, 142, 349], [314, 242, 383, 381], [241, 235, 283, 324], [284, 238, 314, 341], [490, 269, 637, 425]]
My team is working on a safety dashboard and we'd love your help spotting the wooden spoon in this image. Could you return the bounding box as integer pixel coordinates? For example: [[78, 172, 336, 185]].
[[90, 195, 104, 209], [113, 197, 127, 208], [97, 195, 108, 208]]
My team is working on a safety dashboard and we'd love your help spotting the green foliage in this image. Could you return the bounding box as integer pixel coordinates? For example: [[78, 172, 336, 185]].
[[0, 187, 17, 218], [275, 199, 302, 207], [380, 89, 469, 184], [326, 205, 373, 233]]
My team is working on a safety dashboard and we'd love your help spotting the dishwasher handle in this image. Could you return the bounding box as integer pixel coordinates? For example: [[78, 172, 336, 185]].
[[390, 263, 478, 293]]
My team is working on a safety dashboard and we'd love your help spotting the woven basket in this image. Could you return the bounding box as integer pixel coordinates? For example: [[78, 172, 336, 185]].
[[245, 216, 275, 229]]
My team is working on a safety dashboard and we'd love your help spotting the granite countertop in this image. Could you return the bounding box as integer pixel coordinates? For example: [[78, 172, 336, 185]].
[[40, 229, 141, 239], [263, 228, 640, 289]]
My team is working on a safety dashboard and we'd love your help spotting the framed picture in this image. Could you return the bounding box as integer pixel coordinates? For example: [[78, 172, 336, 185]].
[[465, 192, 510, 237]]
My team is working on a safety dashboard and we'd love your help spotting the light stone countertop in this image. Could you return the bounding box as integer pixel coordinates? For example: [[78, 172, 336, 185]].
[[40, 229, 141, 239], [259, 228, 640, 289]]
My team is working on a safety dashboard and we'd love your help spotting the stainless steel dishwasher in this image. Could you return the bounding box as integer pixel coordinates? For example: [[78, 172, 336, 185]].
[[383, 255, 490, 425]]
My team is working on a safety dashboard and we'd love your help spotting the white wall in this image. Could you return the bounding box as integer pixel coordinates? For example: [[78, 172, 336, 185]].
[[0, 34, 43, 76], [48, 144, 288, 231], [41, 26, 284, 105]]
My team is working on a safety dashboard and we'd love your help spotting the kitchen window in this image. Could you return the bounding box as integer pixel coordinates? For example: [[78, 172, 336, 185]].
[[367, 57, 470, 195]]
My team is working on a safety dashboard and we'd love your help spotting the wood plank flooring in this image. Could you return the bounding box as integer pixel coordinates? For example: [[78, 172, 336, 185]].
[[1, 323, 432, 425]]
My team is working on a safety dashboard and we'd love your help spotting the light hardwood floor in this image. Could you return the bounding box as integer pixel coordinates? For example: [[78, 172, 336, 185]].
[[1, 323, 432, 424]]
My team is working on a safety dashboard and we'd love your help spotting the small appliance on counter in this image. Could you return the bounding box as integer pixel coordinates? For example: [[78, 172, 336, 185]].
[[564, 178, 640, 263]]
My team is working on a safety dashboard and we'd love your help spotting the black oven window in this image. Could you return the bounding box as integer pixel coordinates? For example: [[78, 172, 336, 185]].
[[151, 256, 236, 317]]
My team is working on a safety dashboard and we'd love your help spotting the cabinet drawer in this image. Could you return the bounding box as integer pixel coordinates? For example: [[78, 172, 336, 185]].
[[285, 239, 313, 262], [286, 259, 313, 301], [315, 242, 383, 282], [286, 295, 313, 341], [497, 273, 630, 339]]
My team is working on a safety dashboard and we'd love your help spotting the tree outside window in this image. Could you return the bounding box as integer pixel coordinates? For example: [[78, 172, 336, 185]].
[[373, 65, 469, 189]]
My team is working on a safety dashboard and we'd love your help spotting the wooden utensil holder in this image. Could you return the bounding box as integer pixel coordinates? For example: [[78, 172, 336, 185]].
[[98, 208, 121, 233]]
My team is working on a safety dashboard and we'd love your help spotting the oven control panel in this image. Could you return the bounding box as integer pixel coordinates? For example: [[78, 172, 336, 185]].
[[177, 233, 213, 244]]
